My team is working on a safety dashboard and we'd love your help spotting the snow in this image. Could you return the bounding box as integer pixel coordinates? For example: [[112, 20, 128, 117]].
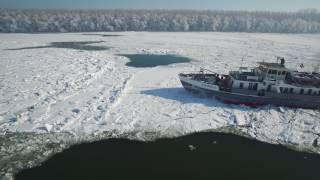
[[1, 32, 320, 178], [2, 9, 320, 33]]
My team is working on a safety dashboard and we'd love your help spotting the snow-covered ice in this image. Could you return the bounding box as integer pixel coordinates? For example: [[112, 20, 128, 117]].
[[1, 32, 320, 178]]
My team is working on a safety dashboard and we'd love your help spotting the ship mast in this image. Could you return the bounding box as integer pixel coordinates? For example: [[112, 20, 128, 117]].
[[239, 56, 248, 73], [314, 64, 320, 73]]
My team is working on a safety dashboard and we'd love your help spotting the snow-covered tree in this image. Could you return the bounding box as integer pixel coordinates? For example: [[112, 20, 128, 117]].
[[0, 9, 319, 33]]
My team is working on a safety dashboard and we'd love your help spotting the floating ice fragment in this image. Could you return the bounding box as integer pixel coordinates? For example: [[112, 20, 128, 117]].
[[45, 124, 53, 132], [188, 145, 196, 151], [36, 124, 53, 132], [279, 107, 285, 113]]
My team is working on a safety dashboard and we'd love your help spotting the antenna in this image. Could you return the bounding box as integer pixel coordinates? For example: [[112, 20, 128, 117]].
[[314, 64, 320, 73], [241, 56, 244, 67], [240, 56, 245, 73]]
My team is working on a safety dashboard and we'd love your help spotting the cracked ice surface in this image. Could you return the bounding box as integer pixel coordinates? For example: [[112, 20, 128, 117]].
[[1, 32, 320, 178]]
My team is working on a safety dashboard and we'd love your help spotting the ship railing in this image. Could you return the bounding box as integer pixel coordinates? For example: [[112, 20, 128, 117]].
[[179, 68, 219, 75], [179, 71, 219, 85]]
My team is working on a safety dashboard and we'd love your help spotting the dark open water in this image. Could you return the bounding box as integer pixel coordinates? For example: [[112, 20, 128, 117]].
[[120, 54, 191, 67], [16, 132, 320, 180]]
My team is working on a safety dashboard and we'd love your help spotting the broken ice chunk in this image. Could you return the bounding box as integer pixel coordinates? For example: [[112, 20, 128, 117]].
[[188, 145, 196, 151], [45, 124, 53, 132], [36, 124, 53, 132]]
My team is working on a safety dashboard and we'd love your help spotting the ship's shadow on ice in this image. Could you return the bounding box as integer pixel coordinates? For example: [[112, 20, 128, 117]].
[[141, 88, 276, 111], [141, 88, 232, 107], [120, 54, 191, 68], [141, 88, 213, 105]]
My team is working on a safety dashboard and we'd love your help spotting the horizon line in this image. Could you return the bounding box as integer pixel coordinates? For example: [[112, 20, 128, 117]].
[[1, 8, 319, 13]]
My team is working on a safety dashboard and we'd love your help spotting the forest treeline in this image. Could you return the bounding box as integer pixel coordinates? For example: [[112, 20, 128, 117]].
[[0, 9, 319, 33]]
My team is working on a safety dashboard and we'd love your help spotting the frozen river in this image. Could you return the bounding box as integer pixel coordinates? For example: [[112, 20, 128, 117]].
[[1, 32, 320, 179]]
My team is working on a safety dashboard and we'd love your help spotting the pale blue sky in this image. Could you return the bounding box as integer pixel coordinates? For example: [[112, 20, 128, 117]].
[[0, 0, 319, 11]]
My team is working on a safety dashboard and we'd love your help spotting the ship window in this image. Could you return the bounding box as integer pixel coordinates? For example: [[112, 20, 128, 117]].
[[267, 85, 271, 92], [280, 87, 283, 93], [289, 88, 294, 94], [283, 88, 288, 93], [260, 67, 267, 72], [318, 91, 320, 96], [308, 89, 312, 95], [278, 71, 281, 75], [272, 70, 277, 74], [253, 83, 258, 90], [300, 89, 304, 94], [282, 71, 286, 75], [268, 70, 272, 74], [239, 82, 243, 89]]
